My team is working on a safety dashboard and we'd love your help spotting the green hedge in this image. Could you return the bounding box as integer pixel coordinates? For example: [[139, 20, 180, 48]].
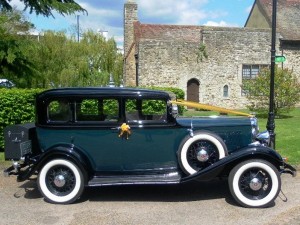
[[148, 87, 184, 99], [0, 89, 43, 150]]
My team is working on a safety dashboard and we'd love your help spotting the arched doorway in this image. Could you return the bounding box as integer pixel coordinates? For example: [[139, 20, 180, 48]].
[[187, 79, 200, 103]]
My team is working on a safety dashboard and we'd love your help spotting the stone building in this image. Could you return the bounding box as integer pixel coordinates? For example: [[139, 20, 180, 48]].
[[123, 0, 300, 109], [245, 0, 300, 81]]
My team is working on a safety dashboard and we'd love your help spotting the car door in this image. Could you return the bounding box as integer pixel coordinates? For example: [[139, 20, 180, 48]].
[[121, 98, 180, 172], [74, 97, 127, 172]]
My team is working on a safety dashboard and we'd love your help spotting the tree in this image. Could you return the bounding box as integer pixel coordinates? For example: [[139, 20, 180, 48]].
[[30, 30, 123, 88], [242, 67, 300, 116], [79, 31, 123, 86], [0, 9, 37, 87], [0, 0, 86, 17]]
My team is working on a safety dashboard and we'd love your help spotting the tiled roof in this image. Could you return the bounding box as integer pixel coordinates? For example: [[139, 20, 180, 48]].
[[133, 22, 203, 42], [257, 0, 300, 40]]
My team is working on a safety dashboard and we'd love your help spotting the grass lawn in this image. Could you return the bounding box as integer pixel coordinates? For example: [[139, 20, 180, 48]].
[[258, 108, 300, 165], [0, 108, 299, 165]]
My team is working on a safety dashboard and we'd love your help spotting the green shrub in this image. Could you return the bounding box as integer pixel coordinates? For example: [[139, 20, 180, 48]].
[[148, 87, 184, 99], [0, 89, 43, 150], [148, 87, 185, 114], [243, 68, 300, 117]]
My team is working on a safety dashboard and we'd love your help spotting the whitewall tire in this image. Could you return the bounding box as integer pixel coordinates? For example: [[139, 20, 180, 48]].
[[178, 131, 227, 175], [38, 159, 85, 204], [229, 159, 281, 208]]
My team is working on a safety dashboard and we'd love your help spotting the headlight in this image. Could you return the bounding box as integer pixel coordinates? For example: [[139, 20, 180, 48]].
[[256, 130, 270, 146], [250, 117, 259, 139]]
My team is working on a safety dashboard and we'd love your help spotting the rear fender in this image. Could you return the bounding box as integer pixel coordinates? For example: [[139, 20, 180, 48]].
[[18, 144, 93, 183], [181, 145, 284, 182]]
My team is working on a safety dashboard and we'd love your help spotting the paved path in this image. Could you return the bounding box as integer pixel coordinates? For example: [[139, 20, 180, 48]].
[[0, 164, 299, 225]]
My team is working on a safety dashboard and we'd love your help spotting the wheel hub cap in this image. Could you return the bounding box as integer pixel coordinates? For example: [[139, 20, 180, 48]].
[[197, 148, 209, 162], [54, 174, 66, 188], [249, 177, 262, 191]]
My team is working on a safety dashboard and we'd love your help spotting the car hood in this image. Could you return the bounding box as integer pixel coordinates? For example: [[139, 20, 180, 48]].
[[176, 116, 251, 128]]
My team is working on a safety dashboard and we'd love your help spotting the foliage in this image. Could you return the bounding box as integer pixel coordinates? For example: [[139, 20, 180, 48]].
[[0, 9, 37, 86], [1, 9, 122, 88], [142, 100, 166, 115], [79, 31, 123, 87], [148, 87, 185, 114], [242, 67, 300, 116], [0, 0, 86, 17], [148, 87, 185, 100], [196, 43, 208, 62], [26, 30, 123, 88], [0, 88, 42, 149]]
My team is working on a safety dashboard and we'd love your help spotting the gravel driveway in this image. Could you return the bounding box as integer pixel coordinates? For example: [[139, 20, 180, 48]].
[[0, 163, 299, 225]]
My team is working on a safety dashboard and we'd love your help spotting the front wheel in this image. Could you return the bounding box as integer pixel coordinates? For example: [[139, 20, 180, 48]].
[[228, 159, 281, 208], [178, 131, 227, 175], [37, 159, 85, 204]]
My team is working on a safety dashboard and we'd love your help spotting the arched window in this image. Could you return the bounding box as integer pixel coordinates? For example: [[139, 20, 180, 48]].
[[223, 85, 229, 97]]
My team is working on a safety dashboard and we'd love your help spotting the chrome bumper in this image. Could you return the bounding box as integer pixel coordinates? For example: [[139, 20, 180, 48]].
[[3, 160, 35, 182]]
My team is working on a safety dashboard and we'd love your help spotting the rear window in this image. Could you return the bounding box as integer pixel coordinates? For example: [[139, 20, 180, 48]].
[[48, 100, 71, 122], [47, 98, 120, 123]]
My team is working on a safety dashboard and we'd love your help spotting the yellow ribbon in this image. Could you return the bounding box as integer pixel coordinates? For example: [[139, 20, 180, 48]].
[[170, 100, 253, 117]]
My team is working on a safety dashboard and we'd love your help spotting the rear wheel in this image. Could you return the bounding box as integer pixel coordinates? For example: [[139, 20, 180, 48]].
[[38, 159, 84, 204], [178, 131, 227, 175], [229, 159, 281, 208]]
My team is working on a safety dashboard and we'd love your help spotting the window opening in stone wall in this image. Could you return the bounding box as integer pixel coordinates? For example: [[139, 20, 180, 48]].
[[223, 85, 229, 97], [241, 64, 269, 96], [242, 64, 269, 80]]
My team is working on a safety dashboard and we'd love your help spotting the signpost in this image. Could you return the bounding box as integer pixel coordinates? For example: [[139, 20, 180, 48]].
[[275, 55, 286, 63]]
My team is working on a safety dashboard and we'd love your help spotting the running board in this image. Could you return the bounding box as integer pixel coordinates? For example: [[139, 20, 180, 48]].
[[88, 172, 181, 186]]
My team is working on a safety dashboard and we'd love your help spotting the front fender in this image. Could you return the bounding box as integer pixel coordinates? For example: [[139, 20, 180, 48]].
[[181, 145, 285, 183]]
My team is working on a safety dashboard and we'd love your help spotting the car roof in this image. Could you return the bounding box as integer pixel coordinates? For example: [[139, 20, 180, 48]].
[[37, 87, 171, 101]]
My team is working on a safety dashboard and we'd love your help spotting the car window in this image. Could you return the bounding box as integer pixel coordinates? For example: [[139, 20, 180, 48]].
[[77, 98, 119, 122], [47, 98, 120, 124], [125, 99, 167, 123], [48, 100, 71, 122], [142, 99, 167, 116], [103, 99, 119, 121]]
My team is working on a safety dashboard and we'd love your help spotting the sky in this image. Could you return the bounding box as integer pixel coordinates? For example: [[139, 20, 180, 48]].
[[10, 0, 255, 49]]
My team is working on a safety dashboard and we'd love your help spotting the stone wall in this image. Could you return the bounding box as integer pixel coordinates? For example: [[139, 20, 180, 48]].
[[282, 47, 300, 82], [137, 27, 274, 109]]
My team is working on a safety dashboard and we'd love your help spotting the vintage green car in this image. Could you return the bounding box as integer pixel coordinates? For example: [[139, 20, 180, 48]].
[[3, 87, 296, 207]]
